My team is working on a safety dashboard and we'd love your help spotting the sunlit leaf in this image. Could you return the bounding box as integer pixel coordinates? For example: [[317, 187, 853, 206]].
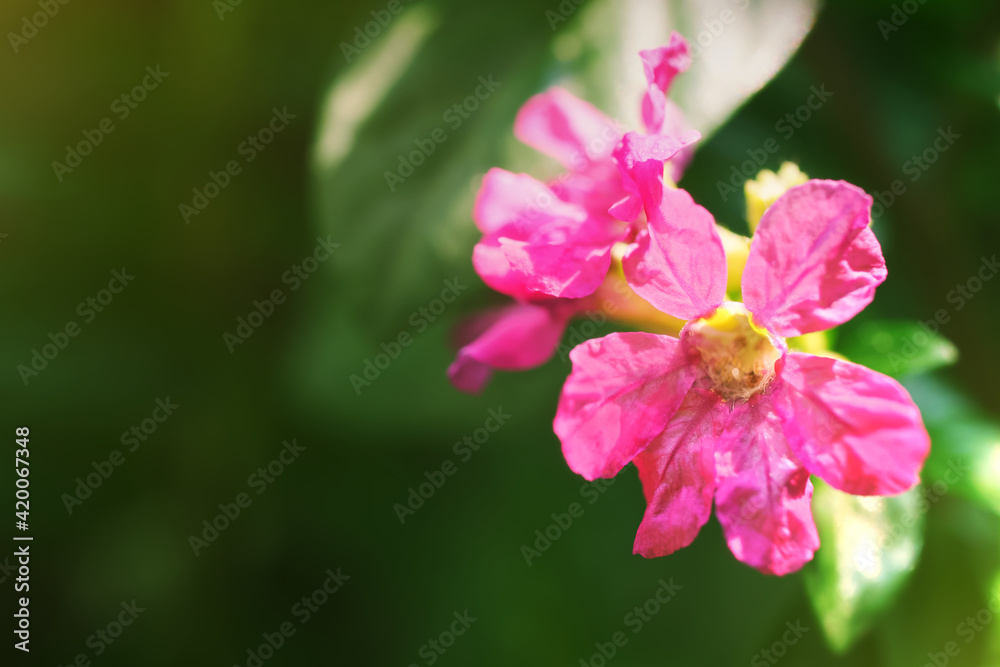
[[983, 567, 1000, 663], [564, 0, 821, 138], [804, 479, 924, 653], [907, 374, 1000, 516], [311, 1, 561, 341], [837, 320, 958, 379], [875, 498, 999, 667]]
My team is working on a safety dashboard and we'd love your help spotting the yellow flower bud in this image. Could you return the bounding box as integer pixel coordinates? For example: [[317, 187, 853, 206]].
[[745, 162, 809, 233], [717, 226, 751, 299], [786, 330, 838, 356]]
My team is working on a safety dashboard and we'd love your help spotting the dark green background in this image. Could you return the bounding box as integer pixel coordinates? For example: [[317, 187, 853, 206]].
[[2, 0, 999, 664]]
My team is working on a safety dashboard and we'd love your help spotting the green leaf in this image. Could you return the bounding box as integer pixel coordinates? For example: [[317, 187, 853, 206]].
[[804, 479, 924, 653], [312, 1, 569, 341], [907, 374, 1000, 516], [983, 568, 1000, 664], [837, 320, 958, 379], [874, 498, 1000, 667], [563, 0, 821, 140]]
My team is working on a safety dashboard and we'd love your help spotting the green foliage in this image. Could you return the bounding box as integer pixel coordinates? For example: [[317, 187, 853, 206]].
[[838, 320, 959, 378], [805, 481, 924, 653], [909, 375, 1000, 516]]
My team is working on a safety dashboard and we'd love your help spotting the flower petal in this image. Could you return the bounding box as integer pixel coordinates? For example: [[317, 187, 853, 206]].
[[555, 332, 697, 480], [448, 301, 574, 394], [742, 180, 887, 337], [610, 130, 702, 222], [621, 187, 727, 320], [658, 99, 695, 182], [714, 395, 819, 576], [471, 170, 620, 300], [639, 34, 692, 135], [633, 388, 725, 558], [473, 168, 585, 235], [472, 227, 616, 300], [552, 164, 628, 222], [773, 352, 930, 495], [514, 87, 620, 172]]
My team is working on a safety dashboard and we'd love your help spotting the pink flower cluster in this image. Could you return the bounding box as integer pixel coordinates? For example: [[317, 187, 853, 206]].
[[448, 34, 697, 393], [450, 34, 929, 575]]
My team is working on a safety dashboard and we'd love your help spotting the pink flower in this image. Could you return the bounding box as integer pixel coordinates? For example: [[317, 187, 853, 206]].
[[472, 34, 700, 302], [554, 158, 930, 575], [447, 298, 580, 394], [450, 36, 699, 393]]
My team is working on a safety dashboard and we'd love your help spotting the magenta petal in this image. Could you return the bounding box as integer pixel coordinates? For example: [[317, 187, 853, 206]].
[[514, 87, 620, 171], [555, 332, 698, 480], [472, 229, 615, 300], [609, 194, 643, 223], [742, 180, 887, 337], [658, 99, 695, 182], [471, 240, 533, 300], [448, 301, 574, 394], [553, 164, 628, 221], [471, 169, 619, 300], [473, 168, 585, 234], [615, 130, 702, 166], [633, 388, 725, 558], [639, 34, 692, 135], [714, 395, 819, 576], [773, 352, 930, 495], [611, 130, 703, 221], [622, 187, 727, 320]]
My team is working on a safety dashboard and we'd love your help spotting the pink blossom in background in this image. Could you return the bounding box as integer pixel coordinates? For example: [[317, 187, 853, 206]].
[[450, 34, 701, 393], [447, 298, 579, 395]]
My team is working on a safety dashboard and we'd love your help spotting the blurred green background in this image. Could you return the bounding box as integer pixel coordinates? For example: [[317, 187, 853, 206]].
[[2, 0, 1000, 664]]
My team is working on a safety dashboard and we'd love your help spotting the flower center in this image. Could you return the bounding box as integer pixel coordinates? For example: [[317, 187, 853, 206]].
[[682, 302, 782, 403]]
